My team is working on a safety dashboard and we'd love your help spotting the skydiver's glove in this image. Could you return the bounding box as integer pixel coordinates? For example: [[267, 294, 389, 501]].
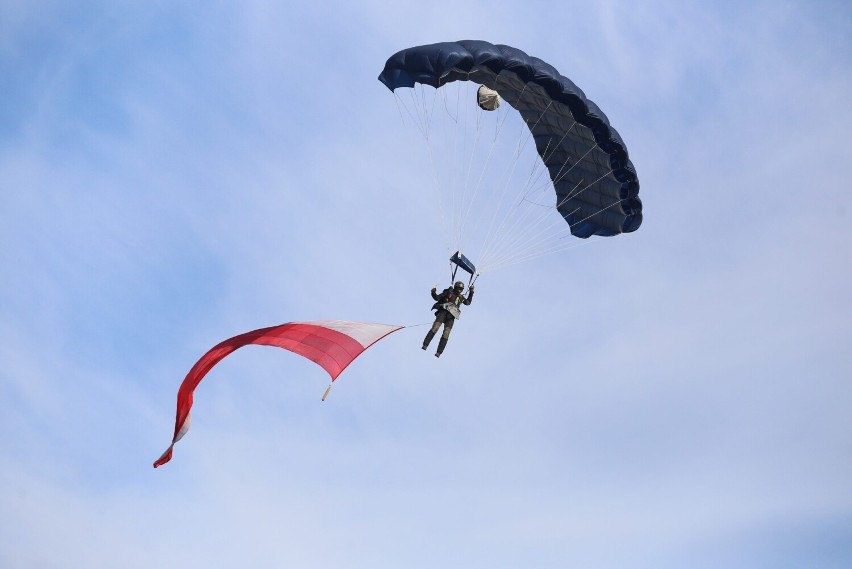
[[469, 285, 475, 292], [431, 284, 438, 291]]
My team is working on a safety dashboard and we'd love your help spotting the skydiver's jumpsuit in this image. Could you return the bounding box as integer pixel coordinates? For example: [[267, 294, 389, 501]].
[[422, 286, 474, 356]]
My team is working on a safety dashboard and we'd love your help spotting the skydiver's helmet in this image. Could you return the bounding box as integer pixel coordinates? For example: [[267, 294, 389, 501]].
[[454, 281, 464, 292]]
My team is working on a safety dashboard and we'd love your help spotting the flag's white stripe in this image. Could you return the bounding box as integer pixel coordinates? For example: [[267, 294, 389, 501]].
[[300, 320, 401, 348]]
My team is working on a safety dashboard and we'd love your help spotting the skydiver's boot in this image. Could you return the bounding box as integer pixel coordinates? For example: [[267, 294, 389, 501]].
[[422, 330, 435, 350], [435, 337, 448, 358]]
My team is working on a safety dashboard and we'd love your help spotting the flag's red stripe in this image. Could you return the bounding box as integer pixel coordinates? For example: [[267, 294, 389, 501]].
[[153, 322, 401, 468]]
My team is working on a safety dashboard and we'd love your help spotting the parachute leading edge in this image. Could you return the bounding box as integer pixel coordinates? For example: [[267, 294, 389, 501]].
[[154, 320, 403, 468]]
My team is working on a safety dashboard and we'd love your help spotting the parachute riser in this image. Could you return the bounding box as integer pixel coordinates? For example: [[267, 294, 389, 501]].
[[448, 267, 477, 289]]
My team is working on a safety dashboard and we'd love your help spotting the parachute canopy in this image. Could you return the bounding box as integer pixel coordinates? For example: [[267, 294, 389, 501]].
[[379, 40, 642, 248], [154, 320, 402, 468]]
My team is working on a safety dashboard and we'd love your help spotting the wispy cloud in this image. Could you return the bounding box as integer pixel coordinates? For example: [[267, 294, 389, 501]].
[[2, 1, 851, 567]]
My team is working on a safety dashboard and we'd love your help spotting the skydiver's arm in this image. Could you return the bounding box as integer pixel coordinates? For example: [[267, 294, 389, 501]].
[[463, 288, 474, 305]]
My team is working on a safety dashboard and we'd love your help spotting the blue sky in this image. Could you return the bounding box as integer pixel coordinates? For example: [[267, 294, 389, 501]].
[[2, 1, 851, 567]]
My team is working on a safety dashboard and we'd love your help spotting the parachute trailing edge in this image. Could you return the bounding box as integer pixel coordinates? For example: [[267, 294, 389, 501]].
[[153, 321, 403, 468], [378, 40, 642, 239]]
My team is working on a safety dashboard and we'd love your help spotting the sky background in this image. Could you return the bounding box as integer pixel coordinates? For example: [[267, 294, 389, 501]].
[[2, 1, 851, 567]]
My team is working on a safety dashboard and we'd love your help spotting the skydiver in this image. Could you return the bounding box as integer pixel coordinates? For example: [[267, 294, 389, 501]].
[[422, 281, 474, 357]]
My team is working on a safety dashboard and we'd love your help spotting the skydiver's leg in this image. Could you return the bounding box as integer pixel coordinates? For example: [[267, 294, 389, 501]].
[[422, 329, 435, 349], [435, 337, 448, 357], [422, 314, 443, 349], [435, 317, 454, 357]]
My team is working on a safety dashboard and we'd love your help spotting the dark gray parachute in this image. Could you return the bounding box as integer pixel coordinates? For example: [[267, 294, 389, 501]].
[[378, 40, 642, 238]]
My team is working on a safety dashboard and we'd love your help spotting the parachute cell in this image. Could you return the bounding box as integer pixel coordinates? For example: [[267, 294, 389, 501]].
[[153, 320, 402, 467]]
